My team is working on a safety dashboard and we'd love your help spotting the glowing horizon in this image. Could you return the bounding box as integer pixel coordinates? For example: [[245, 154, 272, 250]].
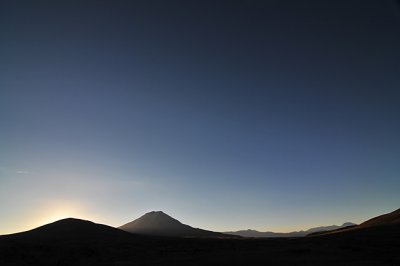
[[1, 1, 399, 236]]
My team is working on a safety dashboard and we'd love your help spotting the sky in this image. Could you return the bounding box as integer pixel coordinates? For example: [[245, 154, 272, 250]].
[[1, 0, 400, 234]]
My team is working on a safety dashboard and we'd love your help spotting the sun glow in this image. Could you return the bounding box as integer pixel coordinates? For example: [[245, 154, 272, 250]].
[[0, 199, 102, 235], [33, 200, 88, 228]]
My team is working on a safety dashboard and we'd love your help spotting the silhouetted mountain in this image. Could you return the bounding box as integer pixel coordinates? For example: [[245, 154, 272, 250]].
[[308, 209, 400, 237], [120, 211, 236, 237], [225, 222, 356, 237], [3, 218, 136, 243]]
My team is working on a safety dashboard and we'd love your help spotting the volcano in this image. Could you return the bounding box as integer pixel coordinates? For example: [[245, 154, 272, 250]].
[[119, 211, 236, 238]]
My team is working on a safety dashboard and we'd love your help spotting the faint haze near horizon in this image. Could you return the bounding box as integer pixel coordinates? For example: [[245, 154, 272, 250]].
[[1, 0, 400, 234]]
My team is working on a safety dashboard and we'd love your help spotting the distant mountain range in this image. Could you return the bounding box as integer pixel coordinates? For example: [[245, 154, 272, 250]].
[[119, 211, 236, 238], [224, 222, 356, 238], [310, 208, 400, 236]]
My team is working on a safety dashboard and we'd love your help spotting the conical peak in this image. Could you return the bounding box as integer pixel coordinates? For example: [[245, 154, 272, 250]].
[[119, 211, 231, 237], [140, 211, 179, 222], [147, 211, 166, 215]]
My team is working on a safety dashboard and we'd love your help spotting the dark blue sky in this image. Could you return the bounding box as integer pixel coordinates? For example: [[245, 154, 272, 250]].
[[1, 0, 400, 233]]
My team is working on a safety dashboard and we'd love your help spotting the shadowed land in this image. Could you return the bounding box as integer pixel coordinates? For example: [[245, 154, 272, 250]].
[[0, 209, 399, 265]]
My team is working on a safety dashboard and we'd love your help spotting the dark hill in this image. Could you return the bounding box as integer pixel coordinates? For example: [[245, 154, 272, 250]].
[[2, 218, 136, 243], [359, 208, 400, 228], [119, 211, 236, 238]]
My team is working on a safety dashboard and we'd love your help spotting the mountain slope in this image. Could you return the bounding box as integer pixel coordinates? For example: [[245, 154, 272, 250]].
[[120, 211, 235, 237], [359, 208, 400, 228], [225, 222, 356, 238], [308, 208, 400, 237]]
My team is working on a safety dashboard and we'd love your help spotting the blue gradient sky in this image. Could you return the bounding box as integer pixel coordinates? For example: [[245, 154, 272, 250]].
[[1, 0, 400, 234]]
